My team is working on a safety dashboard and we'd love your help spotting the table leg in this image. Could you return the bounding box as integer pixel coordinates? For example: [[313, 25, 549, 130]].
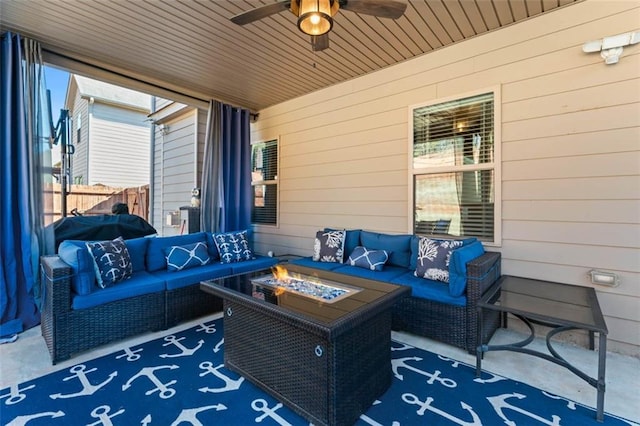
[[476, 306, 484, 377], [596, 332, 607, 422]]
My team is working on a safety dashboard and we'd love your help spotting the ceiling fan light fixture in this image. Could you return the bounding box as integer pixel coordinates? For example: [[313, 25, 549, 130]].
[[298, 0, 333, 36]]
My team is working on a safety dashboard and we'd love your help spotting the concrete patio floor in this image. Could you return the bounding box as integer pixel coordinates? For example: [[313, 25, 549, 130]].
[[1, 312, 638, 424]]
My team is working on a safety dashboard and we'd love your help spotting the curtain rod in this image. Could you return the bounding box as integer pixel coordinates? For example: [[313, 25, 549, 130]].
[[41, 48, 258, 116]]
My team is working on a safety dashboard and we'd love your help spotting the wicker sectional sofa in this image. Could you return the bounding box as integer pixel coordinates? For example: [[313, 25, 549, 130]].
[[288, 229, 502, 354], [40, 230, 277, 364]]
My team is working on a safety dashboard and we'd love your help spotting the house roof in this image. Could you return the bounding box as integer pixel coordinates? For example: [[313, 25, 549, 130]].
[[0, 0, 581, 111], [69, 75, 151, 111]]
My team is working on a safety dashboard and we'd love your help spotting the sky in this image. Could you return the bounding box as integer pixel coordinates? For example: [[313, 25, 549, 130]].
[[44, 65, 69, 122], [44, 66, 69, 163]]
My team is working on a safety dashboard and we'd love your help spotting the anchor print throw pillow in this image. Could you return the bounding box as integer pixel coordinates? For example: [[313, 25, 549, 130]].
[[414, 237, 464, 283], [313, 230, 346, 263], [213, 230, 254, 264], [86, 236, 133, 288]]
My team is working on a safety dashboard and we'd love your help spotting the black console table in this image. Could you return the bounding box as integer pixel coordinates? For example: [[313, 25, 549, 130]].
[[476, 275, 608, 422]]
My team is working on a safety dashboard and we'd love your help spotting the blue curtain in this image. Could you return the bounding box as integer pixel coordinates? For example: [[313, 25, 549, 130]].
[[0, 32, 46, 337], [200, 100, 252, 233]]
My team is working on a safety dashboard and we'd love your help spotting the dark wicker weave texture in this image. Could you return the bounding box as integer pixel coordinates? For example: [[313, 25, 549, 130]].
[[40, 255, 223, 364], [222, 300, 393, 426], [391, 251, 502, 354], [165, 284, 222, 328]]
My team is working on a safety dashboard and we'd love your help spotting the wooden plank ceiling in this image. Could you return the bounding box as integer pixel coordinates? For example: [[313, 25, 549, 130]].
[[0, 0, 581, 111]]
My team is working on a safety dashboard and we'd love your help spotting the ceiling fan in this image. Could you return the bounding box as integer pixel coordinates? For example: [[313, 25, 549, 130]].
[[230, 0, 407, 51]]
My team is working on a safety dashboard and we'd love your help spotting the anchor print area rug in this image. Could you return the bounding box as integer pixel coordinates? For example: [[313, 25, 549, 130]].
[[1, 318, 635, 425]]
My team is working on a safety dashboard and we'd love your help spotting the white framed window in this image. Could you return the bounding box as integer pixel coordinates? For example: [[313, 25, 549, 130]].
[[410, 89, 501, 245], [76, 113, 82, 144], [251, 139, 278, 226]]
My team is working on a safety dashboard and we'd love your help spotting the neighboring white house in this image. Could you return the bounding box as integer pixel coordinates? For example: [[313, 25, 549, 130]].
[[65, 75, 151, 187], [148, 98, 206, 236]]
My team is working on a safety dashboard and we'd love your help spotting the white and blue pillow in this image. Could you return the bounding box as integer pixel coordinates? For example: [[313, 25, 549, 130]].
[[347, 246, 389, 271], [414, 237, 464, 283], [313, 230, 345, 263], [164, 241, 210, 272], [86, 237, 132, 288], [213, 230, 254, 264]]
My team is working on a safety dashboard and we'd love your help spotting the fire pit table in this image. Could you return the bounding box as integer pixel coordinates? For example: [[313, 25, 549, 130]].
[[200, 264, 410, 426]]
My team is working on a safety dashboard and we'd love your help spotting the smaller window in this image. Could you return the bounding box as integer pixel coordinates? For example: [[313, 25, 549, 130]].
[[76, 113, 82, 144], [251, 139, 278, 225]]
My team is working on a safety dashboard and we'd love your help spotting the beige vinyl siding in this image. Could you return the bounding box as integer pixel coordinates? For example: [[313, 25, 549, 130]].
[[87, 103, 150, 187], [152, 110, 198, 236], [252, 0, 640, 355]]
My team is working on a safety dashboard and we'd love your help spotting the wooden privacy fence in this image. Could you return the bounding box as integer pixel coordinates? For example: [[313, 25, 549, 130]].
[[44, 184, 149, 224]]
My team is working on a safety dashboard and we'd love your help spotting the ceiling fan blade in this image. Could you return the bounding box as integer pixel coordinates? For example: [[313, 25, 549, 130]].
[[340, 0, 407, 19], [311, 33, 330, 51], [230, 1, 291, 25]]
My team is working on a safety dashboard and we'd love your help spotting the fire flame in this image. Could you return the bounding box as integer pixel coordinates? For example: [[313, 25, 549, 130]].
[[269, 265, 324, 297], [272, 264, 290, 282], [272, 265, 289, 296]]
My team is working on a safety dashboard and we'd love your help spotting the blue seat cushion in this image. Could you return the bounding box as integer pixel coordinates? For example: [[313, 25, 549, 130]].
[[360, 231, 412, 268], [71, 271, 165, 310], [390, 272, 467, 307], [146, 232, 208, 272], [152, 263, 234, 291], [331, 264, 407, 282], [288, 257, 345, 271], [230, 255, 278, 275]]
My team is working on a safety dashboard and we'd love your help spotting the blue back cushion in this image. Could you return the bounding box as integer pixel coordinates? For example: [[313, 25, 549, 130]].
[[124, 237, 149, 273], [58, 241, 96, 295], [449, 240, 485, 297], [146, 232, 208, 272], [359, 231, 412, 268]]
